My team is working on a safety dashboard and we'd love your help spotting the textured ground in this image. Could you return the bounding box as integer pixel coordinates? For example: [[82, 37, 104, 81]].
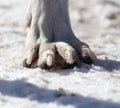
[[0, 0, 120, 108]]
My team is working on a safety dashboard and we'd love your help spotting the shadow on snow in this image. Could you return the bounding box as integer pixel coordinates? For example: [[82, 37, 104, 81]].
[[94, 58, 120, 71], [0, 80, 120, 108]]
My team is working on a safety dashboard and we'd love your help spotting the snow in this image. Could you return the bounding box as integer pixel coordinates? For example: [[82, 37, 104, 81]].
[[0, 0, 120, 108]]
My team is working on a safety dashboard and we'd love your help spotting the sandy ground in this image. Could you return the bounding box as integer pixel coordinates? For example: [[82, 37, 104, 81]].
[[0, 0, 120, 108]]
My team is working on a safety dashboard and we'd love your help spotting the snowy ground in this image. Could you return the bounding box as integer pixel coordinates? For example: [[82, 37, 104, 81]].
[[0, 0, 120, 108]]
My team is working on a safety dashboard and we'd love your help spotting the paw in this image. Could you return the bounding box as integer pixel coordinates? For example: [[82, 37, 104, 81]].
[[22, 45, 39, 68]]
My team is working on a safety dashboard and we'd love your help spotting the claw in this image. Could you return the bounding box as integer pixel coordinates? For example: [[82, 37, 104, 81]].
[[46, 55, 53, 67], [22, 45, 39, 68], [82, 47, 96, 60], [22, 59, 31, 68], [26, 48, 36, 65], [81, 47, 97, 64], [87, 49, 96, 60]]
